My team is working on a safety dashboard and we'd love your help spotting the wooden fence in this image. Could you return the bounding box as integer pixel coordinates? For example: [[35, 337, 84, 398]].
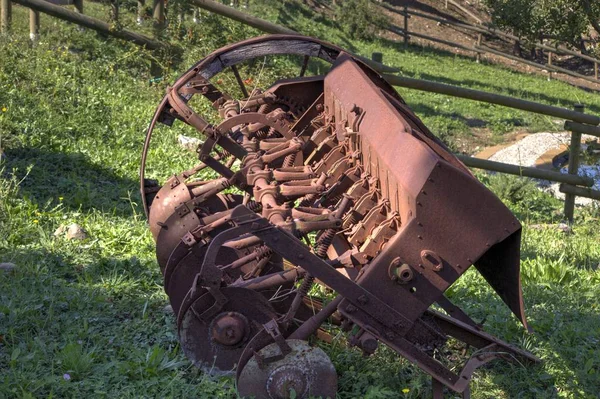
[[380, 3, 600, 84], [1, 0, 599, 221]]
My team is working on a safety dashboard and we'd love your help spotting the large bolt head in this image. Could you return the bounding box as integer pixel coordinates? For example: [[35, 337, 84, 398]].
[[211, 312, 247, 346], [266, 364, 309, 399]]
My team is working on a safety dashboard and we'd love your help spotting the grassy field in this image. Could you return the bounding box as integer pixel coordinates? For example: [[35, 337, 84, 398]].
[[1, 1, 599, 398]]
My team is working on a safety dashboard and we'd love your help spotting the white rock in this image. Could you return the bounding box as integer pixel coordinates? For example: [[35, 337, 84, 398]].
[[487, 132, 599, 205], [66, 223, 87, 240], [0, 262, 16, 271], [163, 304, 173, 313], [53, 225, 66, 237], [178, 135, 204, 152], [557, 223, 572, 233]]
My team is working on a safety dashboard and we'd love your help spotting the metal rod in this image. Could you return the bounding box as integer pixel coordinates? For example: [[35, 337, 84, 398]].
[[11, 0, 168, 50], [289, 296, 343, 340], [237, 268, 302, 291], [382, 74, 600, 126], [231, 64, 249, 98], [299, 55, 309, 77], [564, 104, 585, 222], [455, 155, 594, 187]]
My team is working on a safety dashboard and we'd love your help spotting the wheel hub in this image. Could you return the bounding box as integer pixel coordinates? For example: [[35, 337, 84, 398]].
[[211, 312, 248, 346]]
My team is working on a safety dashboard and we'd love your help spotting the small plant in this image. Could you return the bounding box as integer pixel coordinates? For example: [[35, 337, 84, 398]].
[[58, 343, 95, 380]]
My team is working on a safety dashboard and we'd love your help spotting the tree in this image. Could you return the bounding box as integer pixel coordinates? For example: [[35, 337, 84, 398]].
[[484, 0, 599, 52]]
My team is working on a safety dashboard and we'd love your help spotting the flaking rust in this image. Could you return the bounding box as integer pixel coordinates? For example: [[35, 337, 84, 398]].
[[140, 35, 540, 399]]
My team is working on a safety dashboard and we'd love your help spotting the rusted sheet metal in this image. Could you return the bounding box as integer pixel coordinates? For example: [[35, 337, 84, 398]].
[[140, 35, 538, 399]]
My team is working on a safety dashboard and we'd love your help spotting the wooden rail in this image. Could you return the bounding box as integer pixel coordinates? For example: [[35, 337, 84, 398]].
[[380, 3, 600, 84], [8, 0, 169, 49]]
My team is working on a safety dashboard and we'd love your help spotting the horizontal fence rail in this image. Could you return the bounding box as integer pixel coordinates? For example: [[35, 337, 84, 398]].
[[2, 0, 599, 221], [9, 0, 168, 49], [381, 74, 600, 125], [455, 155, 594, 187]]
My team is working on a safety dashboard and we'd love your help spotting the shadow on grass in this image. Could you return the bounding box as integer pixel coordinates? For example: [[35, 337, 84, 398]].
[[0, 246, 189, 398], [276, 1, 357, 53], [2, 147, 140, 217]]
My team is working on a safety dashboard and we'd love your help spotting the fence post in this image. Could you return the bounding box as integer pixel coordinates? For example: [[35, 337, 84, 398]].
[[371, 52, 383, 64], [595, 61, 598, 80], [563, 104, 585, 222], [153, 0, 165, 37], [73, 0, 83, 14], [547, 51, 552, 80], [29, 8, 39, 42], [476, 33, 482, 63], [403, 4, 408, 46], [110, 0, 119, 27], [137, 0, 144, 24], [1, 0, 11, 33]]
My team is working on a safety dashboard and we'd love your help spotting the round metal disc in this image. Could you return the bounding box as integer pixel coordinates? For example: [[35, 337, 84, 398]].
[[155, 193, 243, 272], [179, 287, 277, 375], [165, 245, 241, 314], [164, 240, 285, 315], [237, 339, 337, 399], [148, 175, 192, 240]]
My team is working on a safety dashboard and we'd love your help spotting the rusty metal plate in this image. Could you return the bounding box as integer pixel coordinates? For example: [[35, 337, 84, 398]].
[[237, 339, 337, 399], [179, 287, 277, 374]]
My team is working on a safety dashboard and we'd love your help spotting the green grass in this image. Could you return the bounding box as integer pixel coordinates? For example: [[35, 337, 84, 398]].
[[1, 1, 600, 398]]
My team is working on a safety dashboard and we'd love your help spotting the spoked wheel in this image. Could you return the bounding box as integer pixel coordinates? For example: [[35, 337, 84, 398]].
[[237, 339, 337, 399], [141, 36, 351, 299]]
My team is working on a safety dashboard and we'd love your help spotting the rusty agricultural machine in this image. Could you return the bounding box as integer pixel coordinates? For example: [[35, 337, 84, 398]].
[[140, 35, 539, 398]]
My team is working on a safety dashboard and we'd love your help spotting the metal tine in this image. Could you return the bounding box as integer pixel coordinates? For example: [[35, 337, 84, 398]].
[[231, 64, 249, 98]]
